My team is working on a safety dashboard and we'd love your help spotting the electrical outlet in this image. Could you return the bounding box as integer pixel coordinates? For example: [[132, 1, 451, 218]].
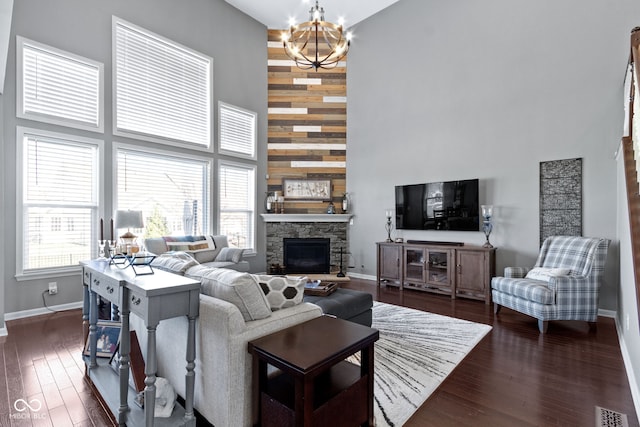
[[48, 282, 58, 295]]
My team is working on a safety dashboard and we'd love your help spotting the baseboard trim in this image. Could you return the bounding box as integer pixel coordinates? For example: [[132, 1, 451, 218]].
[[347, 272, 376, 281], [0, 327, 7, 337], [615, 315, 640, 422], [4, 301, 83, 322], [598, 308, 617, 318]]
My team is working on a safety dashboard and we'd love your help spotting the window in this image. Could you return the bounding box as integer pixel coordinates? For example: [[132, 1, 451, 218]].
[[16, 36, 104, 132], [219, 102, 257, 159], [17, 127, 102, 279], [113, 17, 213, 150], [115, 144, 212, 238], [219, 161, 256, 251]]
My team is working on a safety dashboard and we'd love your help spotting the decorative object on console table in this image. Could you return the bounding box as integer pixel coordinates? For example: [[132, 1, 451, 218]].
[[110, 253, 156, 276], [115, 209, 144, 253], [98, 239, 107, 259], [83, 321, 120, 358], [481, 205, 494, 248], [385, 209, 394, 242]]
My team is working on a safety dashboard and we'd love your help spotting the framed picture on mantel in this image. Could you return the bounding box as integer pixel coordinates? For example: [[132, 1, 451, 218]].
[[283, 178, 331, 200]]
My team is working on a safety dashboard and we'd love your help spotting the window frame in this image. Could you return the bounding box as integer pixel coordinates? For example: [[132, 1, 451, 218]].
[[15, 126, 104, 280], [217, 159, 257, 254], [16, 36, 105, 133], [218, 101, 257, 160], [112, 16, 214, 152], [113, 142, 214, 237]]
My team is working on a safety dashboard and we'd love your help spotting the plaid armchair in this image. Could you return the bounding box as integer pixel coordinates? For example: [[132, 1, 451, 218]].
[[491, 236, 609, 333]]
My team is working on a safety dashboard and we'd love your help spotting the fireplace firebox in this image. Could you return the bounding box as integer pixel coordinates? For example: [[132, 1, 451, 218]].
[[283, 238, 330, 274]]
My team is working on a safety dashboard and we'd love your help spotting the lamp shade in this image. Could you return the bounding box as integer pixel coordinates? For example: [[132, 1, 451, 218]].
[[115, 210, 144, 230]]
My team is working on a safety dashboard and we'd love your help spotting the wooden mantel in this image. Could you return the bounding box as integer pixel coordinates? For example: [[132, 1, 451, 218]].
[[260, 214, 353, 223]]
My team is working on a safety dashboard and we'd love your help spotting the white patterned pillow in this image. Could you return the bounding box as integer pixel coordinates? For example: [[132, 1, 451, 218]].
[[150, 252, 198, 274], [525, 267, 570, 282], [253, 275, 306, 311]]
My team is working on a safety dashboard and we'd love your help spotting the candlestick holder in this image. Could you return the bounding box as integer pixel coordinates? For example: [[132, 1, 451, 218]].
[[108, 240, 117, 258], [385, 210, 393, 242], [481, 205, 494, 248], [98, 240, 107, 259]]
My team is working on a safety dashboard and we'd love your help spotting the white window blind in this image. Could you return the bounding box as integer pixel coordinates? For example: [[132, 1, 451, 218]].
[[219, 102, 257, 159], [219, 161, 255, 250], [114, 18, 212, 149], [17, 37, 104, 132], [18, 128, 101, 276], [116, 146, 211, 237]]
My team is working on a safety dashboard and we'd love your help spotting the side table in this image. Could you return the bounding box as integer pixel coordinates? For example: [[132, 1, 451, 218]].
[[248, 315, 379, 427]]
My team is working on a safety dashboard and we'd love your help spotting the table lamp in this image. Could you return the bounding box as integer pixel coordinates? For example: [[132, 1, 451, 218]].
[[115, 210, 144, 252]]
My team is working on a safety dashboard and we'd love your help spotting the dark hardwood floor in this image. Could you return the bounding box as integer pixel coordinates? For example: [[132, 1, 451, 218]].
[[1, 277, 638, 426]]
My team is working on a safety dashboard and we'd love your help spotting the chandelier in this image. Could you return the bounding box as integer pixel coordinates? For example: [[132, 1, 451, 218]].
[[282, 1, 351, 70]]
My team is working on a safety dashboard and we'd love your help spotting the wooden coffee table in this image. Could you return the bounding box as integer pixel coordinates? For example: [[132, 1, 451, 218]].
[[248, 315, 379, 427]]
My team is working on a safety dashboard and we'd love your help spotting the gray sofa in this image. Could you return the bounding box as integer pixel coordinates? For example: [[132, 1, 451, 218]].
[[145, 234, 250, 272]]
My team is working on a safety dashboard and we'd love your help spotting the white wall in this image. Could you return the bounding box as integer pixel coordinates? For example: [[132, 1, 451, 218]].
[[617, 144, 640, 413], [1, 0, 268, 316], [346, 0, 639, 311]]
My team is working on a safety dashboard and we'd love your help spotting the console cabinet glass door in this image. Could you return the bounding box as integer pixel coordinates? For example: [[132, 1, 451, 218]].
[[404, 247, 453, 291], [404, 247, 427, 283], [425, 250, 452, 287]]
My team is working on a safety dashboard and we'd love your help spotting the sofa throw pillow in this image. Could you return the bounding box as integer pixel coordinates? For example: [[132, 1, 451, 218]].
[[150, 252, 198, 275], [525, 267, 570, 282], [164, 236, 217, 263], [215, 247, 245, 263], [200, 269, 271, 321], [253, 274, 306, 311]]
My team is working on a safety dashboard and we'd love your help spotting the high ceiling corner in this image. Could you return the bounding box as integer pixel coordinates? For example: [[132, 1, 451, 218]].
[[224, 0, 400, 29]]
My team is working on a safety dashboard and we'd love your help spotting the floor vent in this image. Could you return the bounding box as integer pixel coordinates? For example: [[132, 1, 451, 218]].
[[596, 406, 629, 427]]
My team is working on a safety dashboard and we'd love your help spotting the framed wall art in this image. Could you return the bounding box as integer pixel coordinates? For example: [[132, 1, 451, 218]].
[[283, 178, 332, 200]]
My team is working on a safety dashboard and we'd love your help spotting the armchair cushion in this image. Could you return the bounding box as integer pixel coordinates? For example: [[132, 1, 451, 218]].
[[491, 277, 555, 304]]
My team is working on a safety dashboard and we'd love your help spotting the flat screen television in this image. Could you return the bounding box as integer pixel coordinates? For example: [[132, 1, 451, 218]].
[[395, 179, 480, 231]]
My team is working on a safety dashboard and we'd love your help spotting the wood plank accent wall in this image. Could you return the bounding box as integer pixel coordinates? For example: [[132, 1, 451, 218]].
[[267, 29, 347, 214]]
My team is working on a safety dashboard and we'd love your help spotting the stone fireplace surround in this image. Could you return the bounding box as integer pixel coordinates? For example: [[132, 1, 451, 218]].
[[262, 214, 351, 275]]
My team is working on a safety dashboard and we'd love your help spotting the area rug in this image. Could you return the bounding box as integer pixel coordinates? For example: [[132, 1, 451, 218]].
[[350, 302, 492, 427]]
